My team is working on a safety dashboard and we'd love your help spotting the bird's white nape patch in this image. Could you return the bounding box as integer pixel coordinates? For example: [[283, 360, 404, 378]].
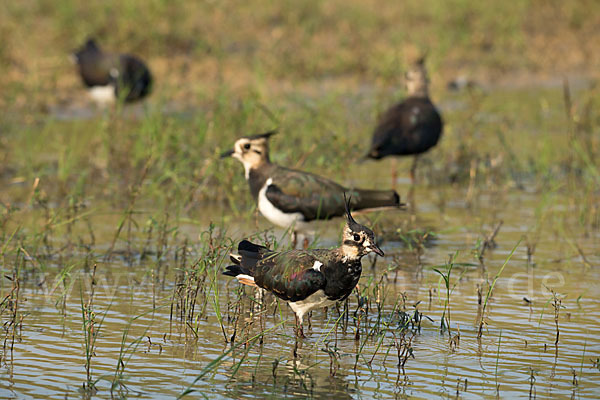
[[258, 178, 306, 230], [312, 261, 323, 272], [89, 85, 116, 105]]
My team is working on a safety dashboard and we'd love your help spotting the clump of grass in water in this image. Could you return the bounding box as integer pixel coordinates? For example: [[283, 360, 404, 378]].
[[346, 274, 424, 374], [392, 327, 415, 376], [474, 220, 503, 265], [177, 321, 285, 399], [79, 264, 112, 395], [0, 269, 21, 375], [432, 251, 472, 343], [109, 307, 164, 397], [477, 239, 521, 338], [546, 288, 564, 346], [169, 223, 232, 342]]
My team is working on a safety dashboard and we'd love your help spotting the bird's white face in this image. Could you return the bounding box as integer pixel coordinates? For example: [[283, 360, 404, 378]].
[[229, 137, 269, 178], [222, 132, 275, 178], [406, 67, 429, 97], [232, 137, 265, 164], [341, 224, 384, 260]]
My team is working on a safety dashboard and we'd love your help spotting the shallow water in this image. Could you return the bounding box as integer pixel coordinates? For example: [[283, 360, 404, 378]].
[[1, 178, 598, 399]]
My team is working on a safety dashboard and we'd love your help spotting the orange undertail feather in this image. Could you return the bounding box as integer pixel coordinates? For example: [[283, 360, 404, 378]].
[[238, 277, 258, 287]]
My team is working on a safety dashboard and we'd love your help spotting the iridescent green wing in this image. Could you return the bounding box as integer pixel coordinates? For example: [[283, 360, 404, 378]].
[[254, 250, 326, 302], [265, 167, 348, 221]]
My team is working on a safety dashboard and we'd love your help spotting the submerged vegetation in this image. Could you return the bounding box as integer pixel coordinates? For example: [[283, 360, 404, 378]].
[[1, 0, 600, 398]]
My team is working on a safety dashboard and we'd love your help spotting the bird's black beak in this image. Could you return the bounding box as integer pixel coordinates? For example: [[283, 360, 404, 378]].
[[370, 243, 384, 257], [220, 149, 234, 159]]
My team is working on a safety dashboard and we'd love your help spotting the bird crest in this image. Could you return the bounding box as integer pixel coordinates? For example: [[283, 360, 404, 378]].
[[246, 129, 277, 141], [343, 193, 360, 231]]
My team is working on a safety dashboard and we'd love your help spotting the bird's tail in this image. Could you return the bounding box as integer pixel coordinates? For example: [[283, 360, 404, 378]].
[[223, 261, 257, 288], [351, 189, 402, 211], [223, 240, 271, 287]]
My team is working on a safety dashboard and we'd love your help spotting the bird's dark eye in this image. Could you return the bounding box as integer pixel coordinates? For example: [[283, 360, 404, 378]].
[[353, 234, 360, 242], [243, 143, 251, 150]]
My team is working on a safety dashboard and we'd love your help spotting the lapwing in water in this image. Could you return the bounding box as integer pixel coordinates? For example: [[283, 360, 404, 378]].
[[224, 197, 384, 337], [366, 56, 443, 185], [221, 131, 401, 247], [71, 38, 152, 105]]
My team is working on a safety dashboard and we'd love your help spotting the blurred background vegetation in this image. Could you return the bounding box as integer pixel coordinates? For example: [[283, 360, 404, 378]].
[[0, 0, 599, 225], [2, 0, 599, 95]]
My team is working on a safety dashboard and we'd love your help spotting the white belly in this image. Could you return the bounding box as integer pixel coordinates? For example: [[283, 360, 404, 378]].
[[88, 85, 116, 105], [288, 289, 335, 323], [258, 178, 307, 230]]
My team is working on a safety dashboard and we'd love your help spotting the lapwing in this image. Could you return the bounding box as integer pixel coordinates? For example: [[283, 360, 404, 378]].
[[71, 38, 152, 104], [366, 56, 443, 185], [224, 198, 384, 337], [221, 131, 401, 247]]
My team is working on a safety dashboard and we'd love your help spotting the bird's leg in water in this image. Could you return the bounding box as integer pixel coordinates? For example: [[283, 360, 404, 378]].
[[410, 155, 420, 185], [295, 314, 305, 338], [391, 157, 398, 190]]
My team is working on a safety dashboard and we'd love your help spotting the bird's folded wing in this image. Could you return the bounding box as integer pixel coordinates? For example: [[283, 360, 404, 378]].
[[256, 252, 327, 302], [265, 169, 347, 221], [371, 102, 414, 149]]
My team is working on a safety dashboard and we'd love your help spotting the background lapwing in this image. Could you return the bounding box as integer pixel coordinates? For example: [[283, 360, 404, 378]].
[[366, 56, 443, 185], [221, 131, 401, 247], [71, 38, 152, 104], [224, 198, 384, 337]]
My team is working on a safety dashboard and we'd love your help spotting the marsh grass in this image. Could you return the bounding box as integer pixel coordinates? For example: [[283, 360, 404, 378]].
[[433, 252, 472, 337], [107, 307, 160, 397], [0, 270, 21, 374], [178, 321, 286, 399], [168, 224, 233, 341], [80, 264, 102, 393], [477, 239, 521, 339]]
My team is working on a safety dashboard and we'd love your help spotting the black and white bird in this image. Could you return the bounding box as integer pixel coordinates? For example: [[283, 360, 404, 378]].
[[221, 131, 401, 247], [71, 38, 152, 105], [224, 199, 384, 337], [366, 57, 443, 185]]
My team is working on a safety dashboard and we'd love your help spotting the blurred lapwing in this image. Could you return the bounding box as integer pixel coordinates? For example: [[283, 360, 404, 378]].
[[221, 131, 401, 247], [366, 56, 443, 185], [224, 197, 383, 337], [71, 38, 152, 104]]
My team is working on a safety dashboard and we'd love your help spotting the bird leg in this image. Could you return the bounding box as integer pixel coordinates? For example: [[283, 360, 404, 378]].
[[291, 231, 298, 249], [408, 184, 417, 218], [293, 339, 299, 359], [302, 236, 309, 250], [294, 314, 306, 338], [391, 157, 398, 190], [410, 155, 420, 185]]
